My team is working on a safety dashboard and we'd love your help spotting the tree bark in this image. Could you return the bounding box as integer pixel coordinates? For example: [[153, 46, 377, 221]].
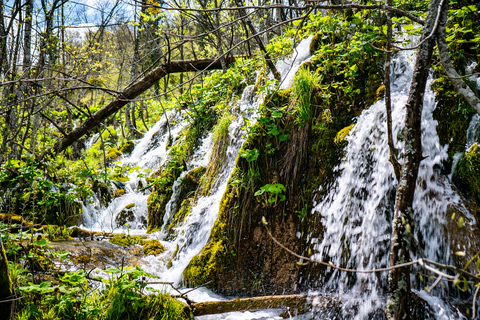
[[235, 0, 281, 81], [191, 293, 340, 316], [436, 5, 480, 115], [386, 0, 445, 319], [37, 56, 242, 161]]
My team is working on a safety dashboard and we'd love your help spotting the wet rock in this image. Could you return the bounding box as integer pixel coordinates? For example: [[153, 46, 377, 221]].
[[119, 140, 135, 155], [115, 203, 136, 226]]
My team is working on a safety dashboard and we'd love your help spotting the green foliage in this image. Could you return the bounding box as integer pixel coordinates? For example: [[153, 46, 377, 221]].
[[0, 159, 83, 225], [292, 67, 321, 126], [254, 183, 286, 207], [15, 266, 189, 320]]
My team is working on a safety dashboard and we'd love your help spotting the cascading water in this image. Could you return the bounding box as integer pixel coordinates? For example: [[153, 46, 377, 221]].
[[81, 111, 188, 232], [80, 37, 314, 313], [308, 47, 471, 318]]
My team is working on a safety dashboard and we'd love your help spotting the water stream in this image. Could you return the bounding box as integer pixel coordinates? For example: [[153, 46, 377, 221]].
[[308, 45, 471, 319]]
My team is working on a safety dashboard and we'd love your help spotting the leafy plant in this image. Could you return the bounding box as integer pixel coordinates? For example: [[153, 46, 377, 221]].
[[254, 183, 286, 207]]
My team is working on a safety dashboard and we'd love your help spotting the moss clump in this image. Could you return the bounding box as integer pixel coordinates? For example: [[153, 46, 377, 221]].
[[334, 124, 355, 146], [183, 240, 225, 287], [119, 140, 135, 155], [106, 148, 122, 161], [143, 239, 165, 256], [109, 234, 145, 247], [453, 143, 480, 204], [0, 213, 27, 225], [114, 188, 125, 197], [139, 293, 192, 320]]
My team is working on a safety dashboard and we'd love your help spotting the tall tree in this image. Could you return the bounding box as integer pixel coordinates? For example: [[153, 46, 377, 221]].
[[387, 0, 446, 318]]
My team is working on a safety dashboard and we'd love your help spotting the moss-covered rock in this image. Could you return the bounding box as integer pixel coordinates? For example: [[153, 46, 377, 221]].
[[119, 140, 135, 155], [147, 126, 206, 232], [143, 239, 165, 256], [115, 203, 136, 227], [109, 234, 145, 247], [453, 143, 480, 204], [106, 148, 122, 161]]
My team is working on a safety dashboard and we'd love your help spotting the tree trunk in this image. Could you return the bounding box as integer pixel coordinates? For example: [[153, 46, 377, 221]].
[[37, 56, 242, 161], [384, 0, 400, 181], [191, 293, 340, 316], [436, 4, 480, 115], [0, 237, 13, 319], [386, 0, 445, 319]]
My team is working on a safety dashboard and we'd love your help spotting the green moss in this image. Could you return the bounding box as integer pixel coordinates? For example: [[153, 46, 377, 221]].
[[183, 240, 225, 287], [125, 203, 135, 209], [143, 239, 166, 256], [0, 213, 26, 225], [183, 188, 235, 287], [109, 234, 145, 247], [334, 124, 355, 146], [453, 143, 480, 204], [119, 140, 135, 155], [106, 148, 122, 161]]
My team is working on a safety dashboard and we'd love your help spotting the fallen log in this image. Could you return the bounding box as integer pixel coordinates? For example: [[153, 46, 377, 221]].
[[191, 293, 342, 317], [37, 55, 243, 161]]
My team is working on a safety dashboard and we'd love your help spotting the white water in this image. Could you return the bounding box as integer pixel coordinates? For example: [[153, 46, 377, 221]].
[[309, 48, 471, 318], [81, 111, 188, 232]]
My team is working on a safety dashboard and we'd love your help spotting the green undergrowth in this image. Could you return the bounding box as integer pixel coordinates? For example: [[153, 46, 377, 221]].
[[0, 224, 190, 320], [13, 266, 190, 320]]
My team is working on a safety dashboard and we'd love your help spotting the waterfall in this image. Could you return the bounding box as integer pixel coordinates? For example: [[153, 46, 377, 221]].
[[309, 48, 470, 318], [81, 37, 313, 294]]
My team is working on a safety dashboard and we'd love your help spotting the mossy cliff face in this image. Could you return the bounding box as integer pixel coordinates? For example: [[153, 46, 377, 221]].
[[432, 76, 475, 171], [183, 57, 382, 294], [164, 167, 206, 238]]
